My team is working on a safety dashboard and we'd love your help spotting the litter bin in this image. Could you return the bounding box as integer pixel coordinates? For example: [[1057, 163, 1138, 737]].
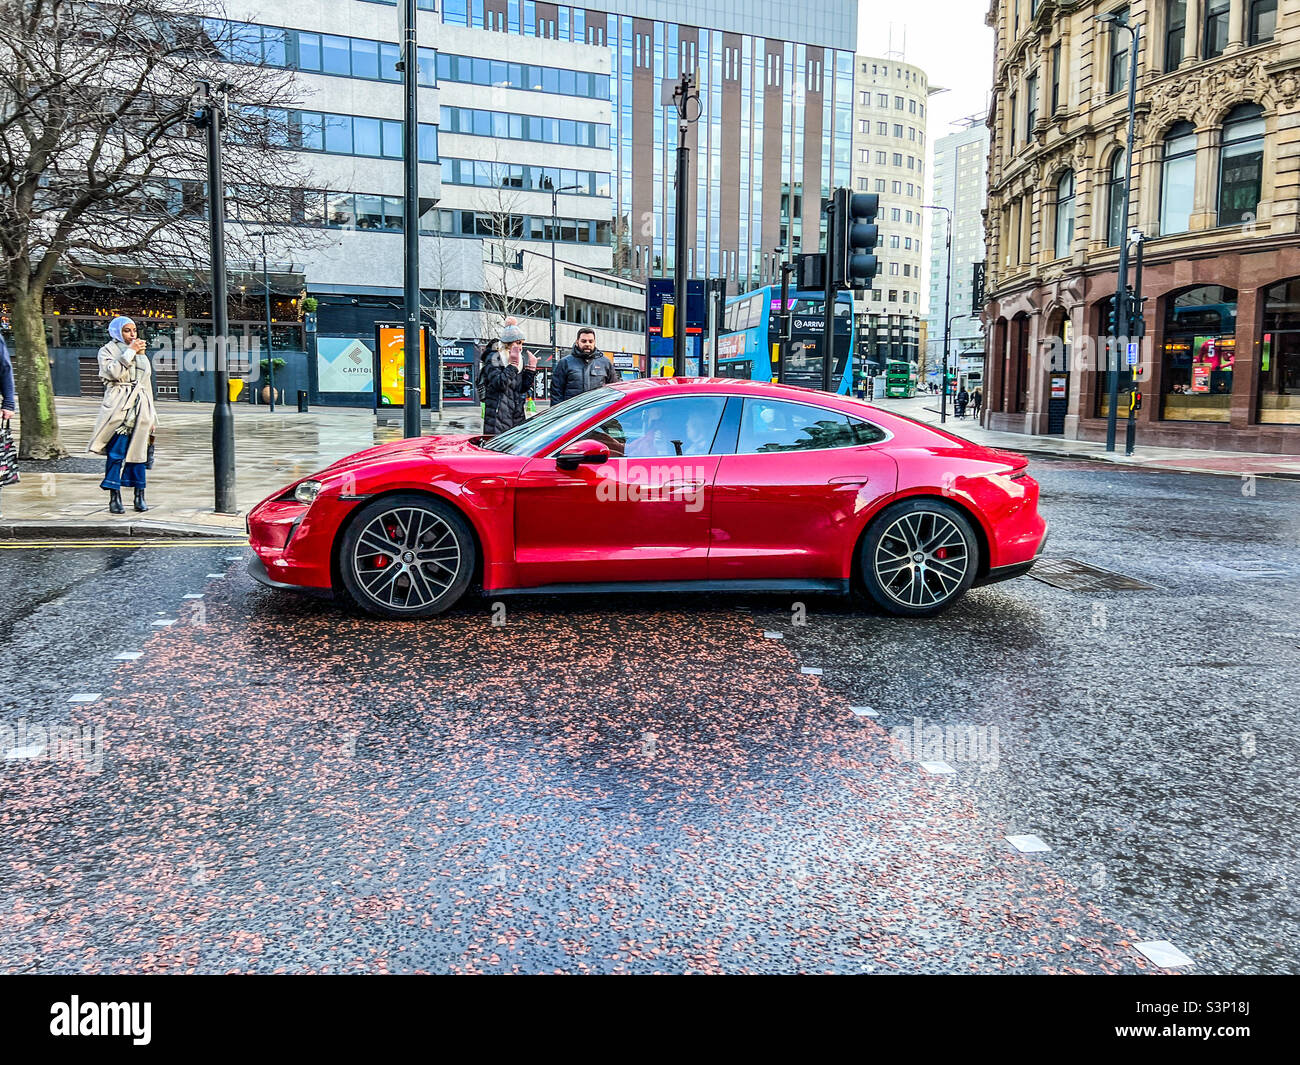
[[297, 390, 309, 413]]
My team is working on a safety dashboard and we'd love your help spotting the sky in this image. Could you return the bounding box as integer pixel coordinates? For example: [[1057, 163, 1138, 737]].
[[857, 0, 996, 145]]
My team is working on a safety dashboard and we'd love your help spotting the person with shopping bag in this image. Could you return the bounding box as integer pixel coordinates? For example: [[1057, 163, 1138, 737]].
[[87, 316, 157, 514], [0, 333, 17, 513]]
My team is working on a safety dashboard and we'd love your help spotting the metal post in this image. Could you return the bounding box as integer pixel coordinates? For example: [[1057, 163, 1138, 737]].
[[401, 0, 421, 438], [778, 261, 794, 384], [922, 204, 953, 422], [821, 197, 837, 393], [550, 186, 558, 363], [1127, 233, 1145, 456], [672, 72, 695, 378], [200, 81, 237, 515], [705, 278, 718, 377], [1107, 17, 1140, 452], [260, 232, 275, 413]]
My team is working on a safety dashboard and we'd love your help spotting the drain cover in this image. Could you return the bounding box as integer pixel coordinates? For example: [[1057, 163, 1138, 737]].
[[1030, 558, 1156, 591]]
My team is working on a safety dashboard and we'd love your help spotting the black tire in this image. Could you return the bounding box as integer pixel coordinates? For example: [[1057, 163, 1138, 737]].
[[337, 493, 476, 619], [859, 498, 980, 617]]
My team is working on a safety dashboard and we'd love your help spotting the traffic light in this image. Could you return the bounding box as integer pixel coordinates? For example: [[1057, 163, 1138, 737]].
[[830, 188, 879, 290], [1106, 300, 1119, 337], [1128, 290, 1146, 337]]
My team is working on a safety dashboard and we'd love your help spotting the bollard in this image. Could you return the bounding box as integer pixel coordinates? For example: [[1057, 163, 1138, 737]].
[[297, 389, 309, 413]]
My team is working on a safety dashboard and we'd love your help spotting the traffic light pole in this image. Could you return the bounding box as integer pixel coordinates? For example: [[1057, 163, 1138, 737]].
[[401, 0, 422, 438], [1106, 15, 1140, 452], [821, 197, 837, 394], [671, 73, 697, 378], [778, 261, 795, 385], [1127, 232, 1145, 456]]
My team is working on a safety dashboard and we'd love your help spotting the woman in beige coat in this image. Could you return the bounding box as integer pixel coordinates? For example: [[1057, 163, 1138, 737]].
[[87, 316, 156, 513]]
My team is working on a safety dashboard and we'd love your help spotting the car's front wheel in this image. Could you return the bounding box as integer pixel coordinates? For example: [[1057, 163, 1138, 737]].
[[337, 493, 476, 618], [860, 498, 979, 617]]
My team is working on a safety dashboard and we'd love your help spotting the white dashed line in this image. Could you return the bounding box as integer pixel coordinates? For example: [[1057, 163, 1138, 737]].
[[849, 706, 878, 717], [920, 761, 956, 775], [151, 620, 177, 628], [763, 631, 784, 640], [1005, 834, 1052, 853], [1135, 941, 1194, 968], [206, 573, 225, 579], [182, 594, 204, 600], [5, 744, 46, 760], [114, 651, 144, 661], [800, 666, 822, 675], [68, 694, 101, 704]]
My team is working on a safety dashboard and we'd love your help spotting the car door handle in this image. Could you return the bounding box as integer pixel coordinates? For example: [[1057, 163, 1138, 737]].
[[661, 480, 706, 490], [827, 476, 869, 486]]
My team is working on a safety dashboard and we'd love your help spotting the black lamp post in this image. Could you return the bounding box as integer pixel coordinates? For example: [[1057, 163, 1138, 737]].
[[1097, 9, 1141, 452], [922, 204, 952, 423]]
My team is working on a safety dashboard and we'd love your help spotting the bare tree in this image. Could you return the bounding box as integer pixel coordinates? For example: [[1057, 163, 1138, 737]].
[[473, 149, 545, 341], [0, 0, 313, 457]]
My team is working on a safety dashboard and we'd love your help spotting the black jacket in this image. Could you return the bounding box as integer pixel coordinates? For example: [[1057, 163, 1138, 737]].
[[0, 336, 14, 413], [550, 342, 618, 405], [480, 345, 536, 436]]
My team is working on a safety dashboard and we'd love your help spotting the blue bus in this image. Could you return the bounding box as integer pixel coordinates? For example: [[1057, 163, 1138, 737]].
[[714, 287, 857, 394]]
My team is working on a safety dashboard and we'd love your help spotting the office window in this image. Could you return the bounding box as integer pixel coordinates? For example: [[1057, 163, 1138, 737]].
[[894, 123, 903, 137], [1204, 0, 1230, 58], [878, 121, 889, 135], [1165, 1, 1187, 72], [892, 180, 902, 193], [1108, 10, 1130, 95], [1009, 90, 1018, 146], [878, 93, 889, 107], [893, 153, 903, 166], [1051, 42, 1062, 112], [877, 151, 887, 165], [1160, 121, 1197, 234], [875, 179, 886, 192], [1054, 170, 1075, 257], [895, 96, 904, 109], [1249, 0, 1278, 45], [1218, 104, 1265, 226], [1107, 151, 1127, 247]]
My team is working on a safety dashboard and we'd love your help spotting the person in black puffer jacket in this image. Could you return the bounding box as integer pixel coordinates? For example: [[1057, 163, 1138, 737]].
[[480, 317, 537, 436], [550, 327, 619, 405]]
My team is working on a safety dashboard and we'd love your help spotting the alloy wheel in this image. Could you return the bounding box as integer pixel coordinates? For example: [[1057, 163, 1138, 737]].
[[350, 506, 462, 612], [873, 510, 971, 609]]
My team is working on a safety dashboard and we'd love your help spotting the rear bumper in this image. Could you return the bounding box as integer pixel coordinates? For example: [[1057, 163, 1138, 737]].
[[977, 524, 1049, 587]]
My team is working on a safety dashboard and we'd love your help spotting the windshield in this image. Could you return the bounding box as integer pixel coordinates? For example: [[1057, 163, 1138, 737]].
[[477, 386, 620, 455]]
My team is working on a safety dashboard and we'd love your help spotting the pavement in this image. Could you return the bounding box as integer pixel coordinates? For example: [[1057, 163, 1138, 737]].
[[884, 394, 1300, 480], [4, 392, 1299, 541], [1, 398, 483, 538]]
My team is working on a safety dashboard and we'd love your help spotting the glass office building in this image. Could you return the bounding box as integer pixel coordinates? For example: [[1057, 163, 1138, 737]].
[[441, 0, 858, 292]]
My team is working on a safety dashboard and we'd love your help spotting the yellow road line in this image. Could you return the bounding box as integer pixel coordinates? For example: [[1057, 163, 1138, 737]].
[[0, 539, 248, 549]]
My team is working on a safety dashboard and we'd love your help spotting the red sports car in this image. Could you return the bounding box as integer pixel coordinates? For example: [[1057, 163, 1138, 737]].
[[247, 378, 1048, 619]]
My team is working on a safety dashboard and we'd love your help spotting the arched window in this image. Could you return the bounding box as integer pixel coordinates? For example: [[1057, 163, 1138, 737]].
[[1054, 170, 1075, 258], [1107, 151, 1127, 247], [1218, 104, 1265, 227], [1160, 122, 1197, 235]]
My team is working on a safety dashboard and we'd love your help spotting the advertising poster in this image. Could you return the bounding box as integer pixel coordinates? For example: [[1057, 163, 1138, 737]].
[[316, 337, 375, 394], [377, 326, 427, 407]]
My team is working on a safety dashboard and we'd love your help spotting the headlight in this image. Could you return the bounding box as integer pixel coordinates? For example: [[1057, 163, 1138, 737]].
[[293, 480, 322, 504]]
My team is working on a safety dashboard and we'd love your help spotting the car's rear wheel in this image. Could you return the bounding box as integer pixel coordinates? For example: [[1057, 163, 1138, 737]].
[[338, 493, 475, 618], [860, 498, 979, 617]]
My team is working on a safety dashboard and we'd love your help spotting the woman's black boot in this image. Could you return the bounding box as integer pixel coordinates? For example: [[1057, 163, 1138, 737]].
[[133, 488, 148, 513], [108, 489, 125, 514]]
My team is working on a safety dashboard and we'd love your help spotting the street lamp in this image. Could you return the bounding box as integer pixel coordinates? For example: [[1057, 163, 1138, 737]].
[[1097, 9, 1141, 452], [549, 183, 582, 362], [922, 204, 952, 423]]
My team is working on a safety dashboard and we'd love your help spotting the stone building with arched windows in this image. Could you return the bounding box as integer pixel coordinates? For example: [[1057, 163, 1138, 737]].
[[982, 0, 1300, 453]]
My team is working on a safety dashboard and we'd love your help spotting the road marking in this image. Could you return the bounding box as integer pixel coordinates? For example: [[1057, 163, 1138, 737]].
[[5, 743, 46, 760], [849, 706, 877, 717], [800, 666, 822, 675], [68, 694, 101, 704], [920, 760, 956, 775], [206, 573, 226, 578], [1005, 834, 1052, 853], [1135, 941, 1194, 968], [151, 620, 177, 627], [114, 652, 143, 661], [183, 594, 204, 599], [763, 631, 784, 640], [0, 539, 247, 549]]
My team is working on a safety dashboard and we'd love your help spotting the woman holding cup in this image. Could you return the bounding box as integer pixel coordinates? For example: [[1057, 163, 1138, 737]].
[[87, 316, 157, 514]]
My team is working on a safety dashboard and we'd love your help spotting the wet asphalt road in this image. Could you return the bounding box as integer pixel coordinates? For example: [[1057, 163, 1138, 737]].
[[0, 459, 1296, 974]]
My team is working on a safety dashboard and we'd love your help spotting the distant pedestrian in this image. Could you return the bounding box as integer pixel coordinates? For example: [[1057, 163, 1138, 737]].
[[480, 317, 537, 436], [550, 327, 618, 406], [87, 316, 156, 514], [0, 333, 16, 514], [971, 388, 983, 416]]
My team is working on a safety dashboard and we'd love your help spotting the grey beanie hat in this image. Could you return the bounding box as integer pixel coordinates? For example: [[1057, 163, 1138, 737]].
[[498, 317, 526, 344]]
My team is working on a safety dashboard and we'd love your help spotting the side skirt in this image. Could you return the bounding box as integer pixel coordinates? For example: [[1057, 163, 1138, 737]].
[[485, 578, 852, 597]]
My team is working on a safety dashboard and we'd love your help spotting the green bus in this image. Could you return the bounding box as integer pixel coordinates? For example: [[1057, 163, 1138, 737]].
[[884, 360, 918, 398]]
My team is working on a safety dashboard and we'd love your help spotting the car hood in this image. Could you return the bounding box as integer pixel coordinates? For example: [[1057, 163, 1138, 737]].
[[315, 434, 485, 477]]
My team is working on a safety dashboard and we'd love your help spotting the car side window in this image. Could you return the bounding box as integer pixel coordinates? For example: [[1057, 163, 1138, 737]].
[[736, 399, 885, 453], [580, 396, 727, 458]]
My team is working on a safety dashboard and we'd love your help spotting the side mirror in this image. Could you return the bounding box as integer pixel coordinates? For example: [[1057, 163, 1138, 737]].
[[556, 439, 610, 471]]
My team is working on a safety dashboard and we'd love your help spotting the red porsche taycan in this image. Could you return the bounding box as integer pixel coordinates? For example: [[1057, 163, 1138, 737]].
[[247, 378, 1048, 619]]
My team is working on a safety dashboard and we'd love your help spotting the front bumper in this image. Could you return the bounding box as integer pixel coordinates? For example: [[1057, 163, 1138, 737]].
[[248, 555, 334, 599]]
